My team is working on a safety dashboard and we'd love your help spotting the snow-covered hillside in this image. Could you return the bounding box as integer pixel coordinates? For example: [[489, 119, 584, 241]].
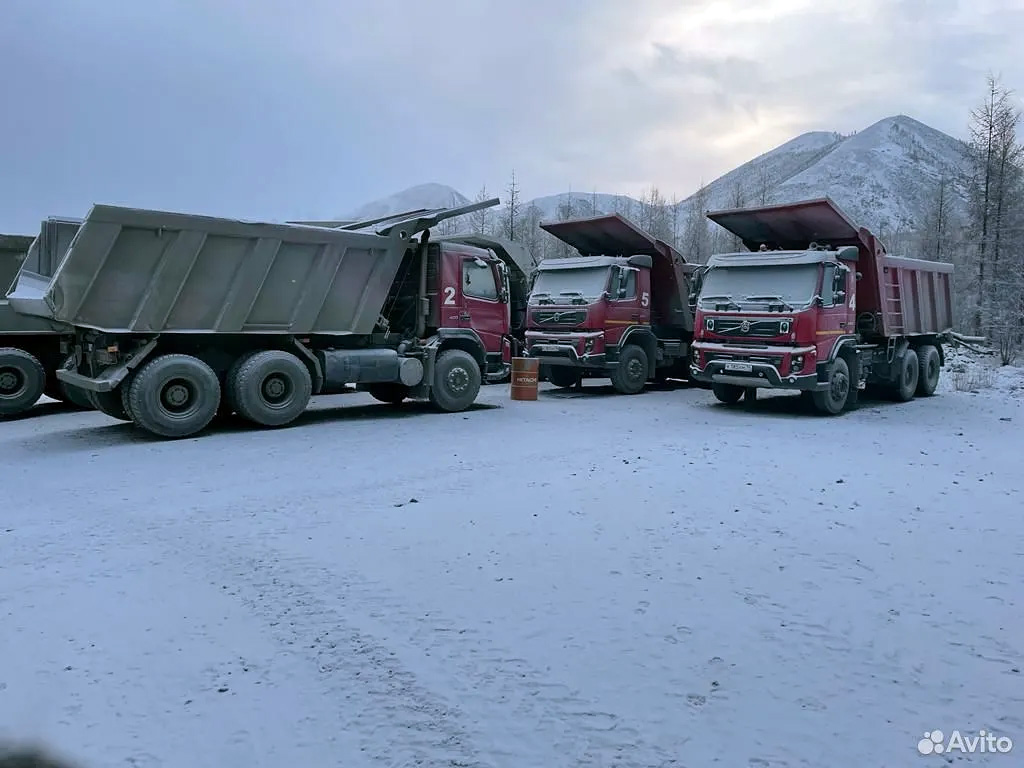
[[344, 183, 470, 220], [686, 115, 972, 235]]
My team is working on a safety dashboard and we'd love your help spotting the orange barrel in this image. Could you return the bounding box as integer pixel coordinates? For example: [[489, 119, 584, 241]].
[[510, 357, 540, 401]]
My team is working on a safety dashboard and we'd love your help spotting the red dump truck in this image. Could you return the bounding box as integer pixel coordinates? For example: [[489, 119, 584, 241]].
[[690, 197, 955, 414], [524, 213, 698, 394]]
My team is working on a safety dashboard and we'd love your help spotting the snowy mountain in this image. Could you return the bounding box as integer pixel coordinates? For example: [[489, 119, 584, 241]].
[[683, 115, 972, 236], [343, 183, 470, 220], [342, 114, 972, 251]]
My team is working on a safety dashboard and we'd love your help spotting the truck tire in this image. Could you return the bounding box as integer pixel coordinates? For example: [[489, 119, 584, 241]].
[[894, 348, 919, 402], [812, 356, 851, 415], [548, 367, 580, 388], [230, 350, 312, 427], [0, 348, 46, 417], [429, 349, 481, 412], [128, 353, 221, 438], [87, 389, 132, 421], [711, 382, 744, 404], [52, 355, 92, 410], [916, 345, 941, 396], [367, 383, 410, 405], [610, 345, 648, 395]]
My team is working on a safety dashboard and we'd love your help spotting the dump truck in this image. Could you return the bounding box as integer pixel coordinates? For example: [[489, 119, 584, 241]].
[[8, 198, 520, 438], [690, 197, 955, 414], [523, 213, 698, 394], [0, 218, 87, 416]]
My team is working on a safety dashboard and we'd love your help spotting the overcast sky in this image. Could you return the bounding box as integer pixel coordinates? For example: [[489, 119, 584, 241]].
[[1, 0, 1021, 231]]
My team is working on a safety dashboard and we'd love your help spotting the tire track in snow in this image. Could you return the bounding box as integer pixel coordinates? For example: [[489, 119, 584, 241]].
[[136, 521, 491, 768], [141, 510, 681, 767]]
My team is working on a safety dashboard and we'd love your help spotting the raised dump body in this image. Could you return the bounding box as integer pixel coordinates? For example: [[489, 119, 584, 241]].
[[26, 199, 518, 439], [11, 205, 432, 335], [1, 219, 87, 416], [524, 213, 698, 393], [692, 197, 955, 414]]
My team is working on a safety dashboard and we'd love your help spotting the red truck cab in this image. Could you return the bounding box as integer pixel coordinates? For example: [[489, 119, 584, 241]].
[[525, 213, 696, 394], [691, 198, 954, 414]]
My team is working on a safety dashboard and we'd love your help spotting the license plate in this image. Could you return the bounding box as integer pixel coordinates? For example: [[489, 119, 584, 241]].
[[724, 361, 753, 373], [537, 345, 563, 352]]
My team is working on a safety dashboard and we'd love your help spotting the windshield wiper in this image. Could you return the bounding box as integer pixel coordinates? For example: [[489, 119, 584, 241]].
[[558, 290, 590, 305], [702, 294, 741, 310], [745, 294, 794, 311], [532, 291, 555, 305]]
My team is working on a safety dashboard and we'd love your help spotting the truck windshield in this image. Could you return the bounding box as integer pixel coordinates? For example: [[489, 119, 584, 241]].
[[698, 264, 819, 310], [530, 266, 610, 304]]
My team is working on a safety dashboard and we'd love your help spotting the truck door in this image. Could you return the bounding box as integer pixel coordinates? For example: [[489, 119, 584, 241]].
[[816, 262, 853, 357], [459, 256, 505, 355], [606, 266, 643, 345]]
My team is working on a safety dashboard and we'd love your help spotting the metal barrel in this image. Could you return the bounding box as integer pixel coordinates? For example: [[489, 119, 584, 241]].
[[510, 357, 539, 401]]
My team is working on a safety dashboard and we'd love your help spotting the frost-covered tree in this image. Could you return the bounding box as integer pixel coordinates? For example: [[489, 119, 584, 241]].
[[469, 185, 492, 235]]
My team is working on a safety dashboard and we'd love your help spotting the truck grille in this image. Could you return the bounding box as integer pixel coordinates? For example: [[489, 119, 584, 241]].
[[531, 310, 586, 327], [706, 352, 783, 367], [713, 318, 785, 337]]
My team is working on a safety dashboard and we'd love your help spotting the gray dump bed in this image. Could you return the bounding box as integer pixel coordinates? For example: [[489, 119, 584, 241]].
[[0, 234, 34, 294], [8, 201, 493, 335], [2, 220, 81, 335]]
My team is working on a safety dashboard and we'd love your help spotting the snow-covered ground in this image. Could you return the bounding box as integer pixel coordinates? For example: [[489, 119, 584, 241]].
[[2, 361, 1022, 768]]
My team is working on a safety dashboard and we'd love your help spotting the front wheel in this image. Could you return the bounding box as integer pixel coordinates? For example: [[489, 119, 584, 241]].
[[128, 353, 221, 438], [711, 382, 744, 404], [548, 367, 581, 389], [610, 345, 649, 395], [429, 349, 482, 412], [812, 356, 851, 415], [368, 383, 410, 405]]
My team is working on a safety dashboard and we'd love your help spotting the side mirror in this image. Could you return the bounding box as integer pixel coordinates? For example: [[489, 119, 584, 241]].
[[856, 272, 863, 281], [474, 258, 488, 268]]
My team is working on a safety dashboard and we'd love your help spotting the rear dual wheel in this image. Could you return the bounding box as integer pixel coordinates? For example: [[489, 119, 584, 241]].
[[227, 350, 312, 427], [0, 348, 45, 416], [127, 354, 221, 438]]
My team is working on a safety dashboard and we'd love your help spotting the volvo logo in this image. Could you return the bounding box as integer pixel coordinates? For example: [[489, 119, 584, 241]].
[[740, 320, 750, 332]]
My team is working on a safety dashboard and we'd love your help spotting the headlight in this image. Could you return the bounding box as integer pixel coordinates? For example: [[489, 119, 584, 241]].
[[791, 355, 804, 372], [584, 338, 595, 353]]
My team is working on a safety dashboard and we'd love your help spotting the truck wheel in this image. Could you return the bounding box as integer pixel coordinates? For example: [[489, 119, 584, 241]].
[[610, 345, 649, 395], [87, 389, 132, 421], [548, 367, 580, 388], [0, 348, 46, 416], [367, 383, 410, 405], [128, 353, 221, 438], [51, 355, 91, 410], [429, 349, 481, 412], [812, 356, 851, 415], [915, 345, 941, 396], [711, 382, 744, 404], [894, 348, 919, 402], [230, 350, 312, 427]]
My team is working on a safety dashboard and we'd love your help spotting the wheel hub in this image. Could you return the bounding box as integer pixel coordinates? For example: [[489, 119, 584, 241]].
[[446, 366, 469, 393], [262, 374, 289, 402], [162, 380, 192, 410], [627, 359, 644, 379], [831, 371, 849, 402], [0, 368, 21, 394]]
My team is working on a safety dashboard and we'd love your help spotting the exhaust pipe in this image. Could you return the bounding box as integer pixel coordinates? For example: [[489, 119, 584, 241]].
[[415, 229, 430, 339]]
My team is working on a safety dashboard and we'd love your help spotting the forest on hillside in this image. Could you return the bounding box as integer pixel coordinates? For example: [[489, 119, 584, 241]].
[[438, 75, 1024, 362]]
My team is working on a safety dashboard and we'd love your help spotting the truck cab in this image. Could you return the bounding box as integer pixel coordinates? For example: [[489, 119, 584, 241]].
[[691, 245, 857, 394], [525, 213, 696, 394], [692, 197, 954, 415]]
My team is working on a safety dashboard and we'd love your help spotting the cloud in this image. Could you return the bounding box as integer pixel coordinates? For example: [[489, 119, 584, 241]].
[[0, 0, 1020, 230]]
